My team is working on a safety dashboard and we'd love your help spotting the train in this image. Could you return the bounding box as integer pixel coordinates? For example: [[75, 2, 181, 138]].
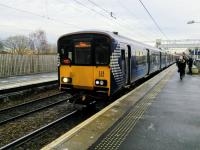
[[57, 30, 175, 103]]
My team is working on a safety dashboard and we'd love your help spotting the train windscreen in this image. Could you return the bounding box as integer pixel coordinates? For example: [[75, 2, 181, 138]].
[[74, 41, 91, 65], [58, 34, 110, 65], [94, 37, 110, 65]]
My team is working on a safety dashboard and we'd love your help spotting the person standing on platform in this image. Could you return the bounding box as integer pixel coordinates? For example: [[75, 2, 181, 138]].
[[177, 56, 186, 80], [187, 57, 193, 75]]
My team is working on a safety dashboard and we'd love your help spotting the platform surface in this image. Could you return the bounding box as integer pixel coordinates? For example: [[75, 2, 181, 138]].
[[91, 70, 200, 149], [42, 65, 200, 150], [0, 72, 57, 91]]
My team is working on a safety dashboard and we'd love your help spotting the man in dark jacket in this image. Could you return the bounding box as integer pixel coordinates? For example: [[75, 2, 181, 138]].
[[177, 56, 186, 80], [187, 57, 193, 75]]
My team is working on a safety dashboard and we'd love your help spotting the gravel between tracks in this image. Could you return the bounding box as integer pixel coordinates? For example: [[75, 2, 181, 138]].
[[0, 88, 60, 110], [0, 96, 74, 147]]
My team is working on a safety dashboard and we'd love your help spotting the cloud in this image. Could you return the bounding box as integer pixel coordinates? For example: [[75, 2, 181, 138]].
[[0, 0, 200, 43]]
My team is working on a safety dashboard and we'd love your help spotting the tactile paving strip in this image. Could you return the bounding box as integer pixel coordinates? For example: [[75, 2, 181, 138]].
[[93, 68, 175, 150]]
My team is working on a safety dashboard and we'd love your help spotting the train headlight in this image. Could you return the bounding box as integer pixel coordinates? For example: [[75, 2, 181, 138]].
[[95, 80, 100, 85], [100, 80, 104, 86], [62, 77, 72, 83], [95, 79, 107, 86]]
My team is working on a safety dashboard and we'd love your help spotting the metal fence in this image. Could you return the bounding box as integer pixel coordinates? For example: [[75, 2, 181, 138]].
[[0, 54, 57, 78]]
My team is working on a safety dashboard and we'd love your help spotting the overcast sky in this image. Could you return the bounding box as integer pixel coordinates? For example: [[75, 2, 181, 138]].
[[0, 0, 200, 44]]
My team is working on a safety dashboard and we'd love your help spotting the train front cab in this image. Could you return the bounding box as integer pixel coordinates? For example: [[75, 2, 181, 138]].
[[58, 33, 111, 98]]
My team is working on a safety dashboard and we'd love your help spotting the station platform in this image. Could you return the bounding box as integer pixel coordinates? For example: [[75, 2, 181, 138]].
[[42, 65, 200, 150], [0, 72, 57, 92]]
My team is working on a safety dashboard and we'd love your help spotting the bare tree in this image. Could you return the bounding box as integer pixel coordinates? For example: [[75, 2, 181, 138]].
[[0, 40, 3, 51], [4, 35, 29, 54], [29, 30, 48, 54], [47, 43, 57, 54]]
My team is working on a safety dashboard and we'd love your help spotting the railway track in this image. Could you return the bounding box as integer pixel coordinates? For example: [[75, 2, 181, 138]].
[[0, 92, 71, 125], [0, 110, 79, 150], [0, 94, 96, 150], [0, 93, 85, 149]]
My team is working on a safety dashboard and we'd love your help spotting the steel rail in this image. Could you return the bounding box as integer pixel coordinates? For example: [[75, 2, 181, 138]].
[[0, 92, 64, 112], [0, 96, 72, 125], [0, 109, 78, 150]]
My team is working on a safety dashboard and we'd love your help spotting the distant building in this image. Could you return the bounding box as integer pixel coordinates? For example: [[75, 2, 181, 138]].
[[187, 48, 200, 60]]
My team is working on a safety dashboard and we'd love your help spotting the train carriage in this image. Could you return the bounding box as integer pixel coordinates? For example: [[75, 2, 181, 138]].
[[57, 31, 174, 102], [161, 52, 167, 69]]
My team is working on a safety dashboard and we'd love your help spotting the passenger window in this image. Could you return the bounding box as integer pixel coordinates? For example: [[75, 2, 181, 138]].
[[61, 48, 64, 55], [68, 52, 72, 61], [59, 44, 73, 64], [94, 37, 109, 65], [74, 42, 91, 65], [95, 44, 109, 65]]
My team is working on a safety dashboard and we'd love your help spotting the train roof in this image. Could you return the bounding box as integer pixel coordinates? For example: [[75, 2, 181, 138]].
[[58, 30, 163, 53]]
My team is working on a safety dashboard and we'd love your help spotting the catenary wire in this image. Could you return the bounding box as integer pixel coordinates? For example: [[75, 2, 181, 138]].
[[0, 2, 83, 29], [138, 0, 168, 40]]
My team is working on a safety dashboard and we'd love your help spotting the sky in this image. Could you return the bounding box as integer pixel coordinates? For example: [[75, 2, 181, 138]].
[[0, 0, 200, 45]]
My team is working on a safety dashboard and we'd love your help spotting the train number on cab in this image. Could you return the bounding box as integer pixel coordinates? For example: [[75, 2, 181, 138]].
[[99, 71, 104, 77]]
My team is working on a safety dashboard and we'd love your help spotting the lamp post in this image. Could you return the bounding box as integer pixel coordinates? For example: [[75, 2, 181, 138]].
[[187, 20, 200, 24]]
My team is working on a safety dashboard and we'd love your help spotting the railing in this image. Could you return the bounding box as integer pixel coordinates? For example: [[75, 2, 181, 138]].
[[0, 54, 57, 78]]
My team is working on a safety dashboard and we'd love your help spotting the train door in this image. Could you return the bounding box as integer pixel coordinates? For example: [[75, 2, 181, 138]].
[[121, 46, 131, 85], [121, 49, 126, 81], [146, 49, 150, 74], [159, 52, 162, 69], [127, 45, 131, 84]]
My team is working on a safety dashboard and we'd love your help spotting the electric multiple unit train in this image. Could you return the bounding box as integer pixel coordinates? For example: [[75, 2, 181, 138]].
[[57, 31, 175, 102]]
